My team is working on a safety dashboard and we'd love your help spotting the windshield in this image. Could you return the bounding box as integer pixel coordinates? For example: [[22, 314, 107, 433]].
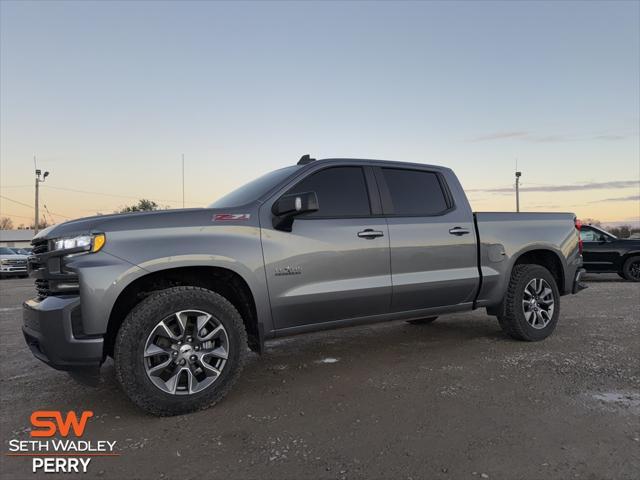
[[0, 247, 16, 255], [209, 166, 299, 208]]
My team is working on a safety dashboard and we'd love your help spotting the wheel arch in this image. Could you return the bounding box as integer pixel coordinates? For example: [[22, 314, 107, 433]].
[[620, 251, 640, 267], [104, 266, 262, 358], [511, 248, 565, 293]]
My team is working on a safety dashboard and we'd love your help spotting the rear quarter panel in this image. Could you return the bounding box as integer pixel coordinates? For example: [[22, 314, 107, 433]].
[[475, 212, 581, 306]]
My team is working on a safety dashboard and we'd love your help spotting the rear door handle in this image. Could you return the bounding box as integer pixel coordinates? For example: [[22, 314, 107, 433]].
[[449, 227, 470, 236], [358, 229, 384, 239]]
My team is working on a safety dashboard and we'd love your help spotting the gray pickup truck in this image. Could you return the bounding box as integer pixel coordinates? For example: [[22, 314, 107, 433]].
[[23, 157, 586, 415]]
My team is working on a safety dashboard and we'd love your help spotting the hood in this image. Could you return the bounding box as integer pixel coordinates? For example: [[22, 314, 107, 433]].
[[33, 206, 259, 241], [0, 253, 29, 260], [617, 238, 640, 247]]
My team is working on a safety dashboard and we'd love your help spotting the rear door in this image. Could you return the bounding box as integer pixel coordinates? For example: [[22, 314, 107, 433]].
[[374, 167, 479, 311], [261, 165, 392, 330]]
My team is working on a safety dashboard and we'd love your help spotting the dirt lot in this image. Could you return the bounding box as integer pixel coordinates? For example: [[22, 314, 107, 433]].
[[1, 275, 638, 480]]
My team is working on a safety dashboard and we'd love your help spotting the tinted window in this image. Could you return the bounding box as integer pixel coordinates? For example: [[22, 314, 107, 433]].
[[286, 167, 371, 217], [210, 166, 300, 208], [381, 168, 449, 215], [580, 229, 600, 242]]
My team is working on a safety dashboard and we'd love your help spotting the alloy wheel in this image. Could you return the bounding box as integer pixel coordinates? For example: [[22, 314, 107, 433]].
[[629, 260, 640, 281], [144, 310, 229, 395], [522, 278, 555, 329]]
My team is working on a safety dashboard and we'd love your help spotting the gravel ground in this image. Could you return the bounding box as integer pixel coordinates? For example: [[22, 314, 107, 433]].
[[1, 274, 639, 480]]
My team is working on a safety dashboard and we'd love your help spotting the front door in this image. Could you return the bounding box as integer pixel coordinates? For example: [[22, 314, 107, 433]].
[[261, 166, 392, 330], [581, 227, 618, 271]]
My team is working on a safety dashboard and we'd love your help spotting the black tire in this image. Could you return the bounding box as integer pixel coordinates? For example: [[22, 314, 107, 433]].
[[497, 264, 560, 342], [406, 316, 438, 325], [114, 286, 247, 416], [621, 256, 640, 282]]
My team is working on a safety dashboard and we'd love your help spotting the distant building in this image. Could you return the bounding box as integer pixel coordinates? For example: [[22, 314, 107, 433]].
[[0, 229, 35, 248]]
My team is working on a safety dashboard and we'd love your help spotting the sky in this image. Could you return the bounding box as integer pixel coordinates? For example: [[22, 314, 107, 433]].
[[1, 0, 639, 228]]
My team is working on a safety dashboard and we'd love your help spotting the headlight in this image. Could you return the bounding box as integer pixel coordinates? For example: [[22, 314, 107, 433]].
[[0, 259, 9, 264], [51, 233, 106, 253]]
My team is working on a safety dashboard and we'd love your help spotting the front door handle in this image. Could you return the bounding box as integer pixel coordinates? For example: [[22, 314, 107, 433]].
[[358, 229, 384, 239], [449, 227, 470, 236]]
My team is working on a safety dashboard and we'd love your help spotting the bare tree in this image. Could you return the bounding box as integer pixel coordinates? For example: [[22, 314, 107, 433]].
[[27, 217, 50, 230], [582, 218, 601, 227], [0, 217, 14, 229], [607, 225, 632, 238]]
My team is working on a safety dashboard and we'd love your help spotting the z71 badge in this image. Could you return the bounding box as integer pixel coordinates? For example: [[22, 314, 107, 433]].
[[213, 213, 251, 221]]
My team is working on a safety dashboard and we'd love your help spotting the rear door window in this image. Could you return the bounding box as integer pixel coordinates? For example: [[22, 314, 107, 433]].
[[381, 168, 449, 216]]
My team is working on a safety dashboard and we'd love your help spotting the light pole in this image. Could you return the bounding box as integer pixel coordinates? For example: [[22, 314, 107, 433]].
[[515, 170, 522, 212], [34, 169, 49, 233]]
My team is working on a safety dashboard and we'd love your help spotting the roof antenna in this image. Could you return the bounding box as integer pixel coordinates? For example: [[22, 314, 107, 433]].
[[297, 154, 316, 165]]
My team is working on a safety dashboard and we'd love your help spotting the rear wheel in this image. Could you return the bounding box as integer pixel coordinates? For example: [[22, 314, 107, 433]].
[[406, 317, 438, 325], [621, 256, 640, 282], [114, 286, 247, 416], [497, 264, 560, 341]]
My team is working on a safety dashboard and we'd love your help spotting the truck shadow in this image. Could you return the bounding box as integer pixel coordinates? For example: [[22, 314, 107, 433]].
[[39, 315, 509, 418]]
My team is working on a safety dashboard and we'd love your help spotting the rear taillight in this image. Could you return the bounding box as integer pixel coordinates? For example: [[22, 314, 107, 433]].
[[575, 218, 583, 254]]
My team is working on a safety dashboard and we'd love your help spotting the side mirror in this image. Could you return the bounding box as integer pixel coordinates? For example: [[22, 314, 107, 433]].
[[272, 191, 319, 231]]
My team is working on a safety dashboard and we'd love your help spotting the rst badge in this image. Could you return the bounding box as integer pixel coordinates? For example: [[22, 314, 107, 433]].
[[213, 213, 251, 221], [275, 266, 302, 276]]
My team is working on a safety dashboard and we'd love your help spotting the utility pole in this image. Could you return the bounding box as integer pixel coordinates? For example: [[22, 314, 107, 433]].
[[515, 170, 522, 213], [34, 156, 50, 234], [181, 154, 185, 208]]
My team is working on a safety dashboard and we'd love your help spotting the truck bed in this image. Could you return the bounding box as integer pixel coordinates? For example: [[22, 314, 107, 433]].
[[473, 212, 581, 306]]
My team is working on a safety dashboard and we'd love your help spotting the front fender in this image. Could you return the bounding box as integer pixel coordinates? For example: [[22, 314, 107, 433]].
[[73, 224, 272, 336]]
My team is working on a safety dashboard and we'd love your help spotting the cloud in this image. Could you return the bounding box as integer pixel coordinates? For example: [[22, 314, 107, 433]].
[[468, 131, 528, 142], [590, 194, 640, 203], [593, 135, 626, 140], [471, 180, 640, 194], [468, 131, 629, 143]]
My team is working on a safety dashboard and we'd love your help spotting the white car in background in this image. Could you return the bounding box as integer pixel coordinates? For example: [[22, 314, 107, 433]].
[[0, 247, 29, 278]]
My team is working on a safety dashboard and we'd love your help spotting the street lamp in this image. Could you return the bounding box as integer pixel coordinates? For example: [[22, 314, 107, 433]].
[[35, 169, 50, 234]]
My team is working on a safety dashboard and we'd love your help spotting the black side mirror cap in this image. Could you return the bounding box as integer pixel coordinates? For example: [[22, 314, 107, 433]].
[[272, 191, 319, 231]]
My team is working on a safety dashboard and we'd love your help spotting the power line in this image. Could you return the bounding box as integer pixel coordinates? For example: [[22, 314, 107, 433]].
[[0, 212, 35, 221], [41, 185, 206, 206], [0, 194, 33, 209], [0, 194, 71, 219]]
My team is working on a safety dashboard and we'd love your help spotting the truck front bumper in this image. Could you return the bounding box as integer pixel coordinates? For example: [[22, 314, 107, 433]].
[[22, 295, 104, 373]]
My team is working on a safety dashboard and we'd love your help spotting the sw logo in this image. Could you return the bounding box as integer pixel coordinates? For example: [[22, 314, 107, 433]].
[[12, 410, 112, 473], [30, 410, 94, 437]]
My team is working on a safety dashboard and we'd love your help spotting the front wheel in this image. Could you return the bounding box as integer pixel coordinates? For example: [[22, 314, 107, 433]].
[[497, 264, 560, 341], [114, 286, 247, 416], [621, 256, 640, 282]]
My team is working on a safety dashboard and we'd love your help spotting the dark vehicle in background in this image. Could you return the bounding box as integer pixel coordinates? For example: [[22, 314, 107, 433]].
[[0, 247, 29, 278], [580, 225, 640, 281]]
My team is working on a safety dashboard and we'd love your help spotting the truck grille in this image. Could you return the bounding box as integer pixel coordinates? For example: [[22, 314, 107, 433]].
[[31, 239, 49, 255], [30, 238, 78, 299], [35, 279, 51, 298], [3, 259, 27, 266]]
